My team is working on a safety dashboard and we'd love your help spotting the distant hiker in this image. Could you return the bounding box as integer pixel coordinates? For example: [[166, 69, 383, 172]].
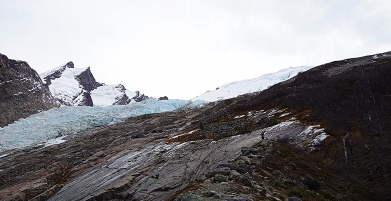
[[199, 122, 205, 131], [261, 130, 265, 139]]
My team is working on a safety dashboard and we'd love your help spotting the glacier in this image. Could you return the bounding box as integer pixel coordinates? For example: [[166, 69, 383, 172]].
[[192, 66, 313, 102], [0, 99, 205, 152]]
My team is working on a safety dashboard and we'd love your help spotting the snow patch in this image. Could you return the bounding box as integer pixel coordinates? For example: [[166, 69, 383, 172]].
[[91, 85, 135, 106], [265, 120, 328, 150], [312, 133, 329, 145], [0, 153, 8, 158], [299, 125, 325, 137], [280, 113, 290, 118], [170, 129, 199, 139], [266, 120, 298, 131], [234, 115, 246, 119], [44, 136, 67, 147]]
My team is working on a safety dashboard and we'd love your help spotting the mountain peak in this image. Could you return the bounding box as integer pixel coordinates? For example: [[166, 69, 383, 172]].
[[64, 61, 74, 69], [39, 62, 100, 106]]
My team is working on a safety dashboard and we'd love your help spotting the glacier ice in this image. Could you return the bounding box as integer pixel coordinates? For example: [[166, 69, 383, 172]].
[[192, 66, 313, 102], [0, 99, 205, 152]]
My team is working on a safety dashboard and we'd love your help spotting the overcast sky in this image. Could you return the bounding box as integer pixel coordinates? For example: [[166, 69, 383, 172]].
[[1, 0, 391, 99]]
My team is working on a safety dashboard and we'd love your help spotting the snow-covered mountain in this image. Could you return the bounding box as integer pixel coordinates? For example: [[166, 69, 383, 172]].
[[40, 62, 149, 106], [192, 66, 313, 102], [91, 84, 136, 105]]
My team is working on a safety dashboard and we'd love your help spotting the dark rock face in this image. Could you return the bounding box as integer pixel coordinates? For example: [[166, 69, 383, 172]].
[[113, 93, 131, 105], [132, 91, 149, 102], [0, 53, 58, 127], [303, 175, 320, 191], [112, 84, 131, 105], [159, 96, 168, 101], [77, 91, 93, 106], [75, 67, 102, 92]]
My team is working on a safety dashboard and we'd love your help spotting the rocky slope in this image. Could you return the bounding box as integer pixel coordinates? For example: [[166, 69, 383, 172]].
[[41, 63, 149, 106], [1, 51, 391, 201], [0, 53, 58, 127]]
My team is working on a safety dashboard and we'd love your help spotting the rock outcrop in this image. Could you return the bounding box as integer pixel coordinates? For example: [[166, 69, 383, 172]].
[[74, 67, 102, 92], [0, 53, 58, 127], [159, 96, 169, 101], [132, 90, 149, 102]]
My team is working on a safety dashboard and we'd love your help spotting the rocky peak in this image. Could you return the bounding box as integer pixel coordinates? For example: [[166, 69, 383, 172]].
[[0, 53, 58, 127], [41, 61, 74, 85], [40, 62, 99, 106], [115, 84, 126, 92], [64, 61, 74, 69], [75, 67, 102, 92], [132, 91, 149, 102], [158, 96, 168, 100]]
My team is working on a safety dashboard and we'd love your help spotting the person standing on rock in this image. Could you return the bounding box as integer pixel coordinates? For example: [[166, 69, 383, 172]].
[[261, 130, 265, 140]]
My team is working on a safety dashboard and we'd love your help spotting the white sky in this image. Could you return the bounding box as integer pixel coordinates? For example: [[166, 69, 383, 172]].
[[1, 0, 391, 99]]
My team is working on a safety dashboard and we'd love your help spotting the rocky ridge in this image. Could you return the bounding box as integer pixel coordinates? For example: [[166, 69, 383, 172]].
[[0, 53, 58, 127]]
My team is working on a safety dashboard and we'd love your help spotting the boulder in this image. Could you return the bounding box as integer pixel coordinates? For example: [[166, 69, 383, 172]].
[[303, 175, 320, 191], [241, 147, 259, 155], [236, 175, 253, 187], [236, 164, 253, 174], [214, 174, 229, 183], [229, 170, 241, 180]]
